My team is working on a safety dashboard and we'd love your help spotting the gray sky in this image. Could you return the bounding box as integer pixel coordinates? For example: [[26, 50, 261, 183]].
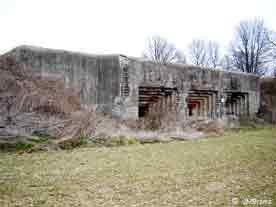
[[0, 0, 276, 56]]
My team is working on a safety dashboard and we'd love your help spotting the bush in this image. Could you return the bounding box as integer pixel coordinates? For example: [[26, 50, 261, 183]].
[[78, 133, 89, 146], [15, 142, 34, 151], [127, 138, 138, 145]]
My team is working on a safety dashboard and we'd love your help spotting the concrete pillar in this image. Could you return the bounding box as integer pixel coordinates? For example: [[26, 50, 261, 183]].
[[246, 93, 250, 116], [199, 99, 204, 117], [242, 95, 246, 116], [168, 94, 172, 112], [195, 105, 199, 117], [197, 102, 201, 117], [238, 97, 242, 116], [177, 93, 188, 120], [231, 101, 234, 115], [164, 96, 167, 113], [234, 100, 238, 116], [239, 96, 243, 116], [212, 93, 218, 118], [211, 93, 216, 118], [235, 101, 238, 116], [171, 94, 175, 112], [202, 98, 206, 117], [228, 102, 231, 115], [225, 103, 228, 114], [221, 94, 227, 117], [236, 98, 240, 116], [202, 99, 205, 117], [217, 93, 225, 118], [162, 96, 166, 113], [166, 96, 169, 113], [159, 97, 163, 113], [204, 97, 208, 117], [208, 95, 212, 118]]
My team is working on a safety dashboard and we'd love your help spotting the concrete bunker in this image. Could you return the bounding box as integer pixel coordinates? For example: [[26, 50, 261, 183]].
[[4, 46, 261, 121]]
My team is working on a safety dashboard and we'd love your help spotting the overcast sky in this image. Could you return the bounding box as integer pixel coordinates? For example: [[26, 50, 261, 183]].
[[0, 0, 276, 56]]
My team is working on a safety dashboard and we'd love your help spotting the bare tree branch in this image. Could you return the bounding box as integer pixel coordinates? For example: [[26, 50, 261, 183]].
[[266, 30, 276, 47], [188, 39, 221, 69], [143, 35, 182, 65], [266, 31, 276, 77], [206, 41, 220, 68], [188, 39, 207, 67]]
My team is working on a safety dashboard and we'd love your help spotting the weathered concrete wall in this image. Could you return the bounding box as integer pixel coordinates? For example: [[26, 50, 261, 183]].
[[122, 57, 260, 120], [259, 77, 276, 123], [5, 46, 261, 120], [7, 46, 121, 114]]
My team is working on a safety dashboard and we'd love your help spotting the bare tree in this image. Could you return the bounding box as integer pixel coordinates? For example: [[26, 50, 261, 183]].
[[188, 39, 207, 67], [230, 18, 271, 75], [143, 35, 181, 65], [273, 68, 276, 77], [267, 31, 276, 76], [206, 41, 220, 68], [188, 39, 221, 69], [267, 30, 276, 48]]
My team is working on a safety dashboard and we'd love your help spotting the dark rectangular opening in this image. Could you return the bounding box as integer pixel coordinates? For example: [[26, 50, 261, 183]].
[[138, 86, 177, 118]]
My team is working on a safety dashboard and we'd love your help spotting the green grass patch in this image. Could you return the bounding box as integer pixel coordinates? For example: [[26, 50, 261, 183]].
[[14, 142, 34, 151]]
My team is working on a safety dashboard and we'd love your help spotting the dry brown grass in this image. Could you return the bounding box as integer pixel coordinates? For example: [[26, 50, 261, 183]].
[[0, 128, 275, 206]]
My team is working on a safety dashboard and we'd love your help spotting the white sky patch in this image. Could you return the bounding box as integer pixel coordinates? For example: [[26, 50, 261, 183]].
[[0, 0, 275, 56]]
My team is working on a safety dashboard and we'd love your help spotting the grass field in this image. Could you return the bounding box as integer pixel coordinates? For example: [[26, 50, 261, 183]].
[[0, 128, 276, 207]]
